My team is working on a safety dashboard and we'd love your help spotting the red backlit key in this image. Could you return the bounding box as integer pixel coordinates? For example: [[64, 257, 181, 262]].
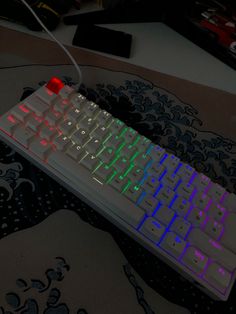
[[26, 116, 43, 132], [30, 138, 52, 160], [14, 125, 35, 148], [25, 95, 49, 117], [36, 85, 58, 105], [12, 104, 30, 122], [0, 113, 19, 135]]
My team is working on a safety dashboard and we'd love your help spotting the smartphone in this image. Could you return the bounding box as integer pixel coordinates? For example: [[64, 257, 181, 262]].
[[72, 24, 132, 58]]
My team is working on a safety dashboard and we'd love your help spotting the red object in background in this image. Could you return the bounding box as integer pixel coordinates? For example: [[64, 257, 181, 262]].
[[199, 12, 236, 54]]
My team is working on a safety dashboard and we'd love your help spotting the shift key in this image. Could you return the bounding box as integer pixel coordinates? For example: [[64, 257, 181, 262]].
[[187, 228, 236, 272]]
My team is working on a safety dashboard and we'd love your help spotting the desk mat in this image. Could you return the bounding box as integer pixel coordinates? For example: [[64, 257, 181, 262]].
[[0, 26, 236, 314]]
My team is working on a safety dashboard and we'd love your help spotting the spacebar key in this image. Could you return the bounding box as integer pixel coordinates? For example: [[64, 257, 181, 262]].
[[47, 151, 145, 227]]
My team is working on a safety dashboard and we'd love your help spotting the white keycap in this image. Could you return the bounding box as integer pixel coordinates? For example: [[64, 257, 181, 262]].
[[177, 182, 196, 200], [59, 120, 76, 136], [98, 147, 116, 164], [70, 93, 86, 109], [162, 154, 180, 170], [193, 173, 211, 191], [207, 183, 226, 203], [156, 186, 176, 206], [204, 219, 224, 240], [148, 145, 165, 162], [67, 108, 84, 123], [140, 217, 166, 243], [71, 129, 90, 146], [162, 173, 180, 190], [36, 85, 58, 104], [91, 126, 110, 141], [83, 101, 99, 117], [153, 205, 175, 226], [122, 128, 138, 144], [12, 104, 30, 122], [94, 164, 115, 182], [182, 246, 208, 274], [53, 99, 71, 114], [104, 134, 123, 150], [207, 203, 228, 222], [0, 113, 19, 135], [29, 138, 52, 160], [171, 196, 191, 217], [135, 154, 152, 169], [114, 156, 130, 173], [66, 145, 86, 161], [203, 263, 232, 293], [128, 166, 145, 183], [26, 116, 43, 132], [221, 213, 236, 254], [222, 193, 236, 211], [40, 125, 57, 141], [96, 110, 112, 126], [25, 95, 49, 116], [78, 117, 97, 132], [45, 111, 62, 126], [53, 135, 71, 151], [110, 174, 129, 192], [139, 194, 159, 216], [80, 154, 100, 171], [14, 125, 35, 148], [187, 228, 236, 271], [160, 232, 186, 258], [147, 163, 166, 179], [85, 138, 103, 155], [194, 193, 211, 210], [125, 184, 143, 203], [120, 145, 137, 160], [109, 119, 125, 135], [177, 164, 196, 182], [187, 208, 206, 227], [58, 85, 75, 99], [138, 137, 151, 154], [170, 217, 191, 238]]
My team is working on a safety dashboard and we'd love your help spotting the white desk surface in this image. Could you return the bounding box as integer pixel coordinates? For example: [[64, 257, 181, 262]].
[[0, 4, 236, 95]]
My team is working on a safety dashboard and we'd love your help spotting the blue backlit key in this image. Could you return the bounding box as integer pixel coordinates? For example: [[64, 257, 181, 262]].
[[160, 232, 186, 258], [139, 194, 159, 216], [142, 176, 161, 195], [153, 205, 175, 226], [140, 217, 166, 243], [170, 217, 191, 238]]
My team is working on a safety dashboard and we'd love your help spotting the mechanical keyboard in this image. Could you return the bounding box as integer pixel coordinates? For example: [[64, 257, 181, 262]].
[[0, 77, 236, 301]]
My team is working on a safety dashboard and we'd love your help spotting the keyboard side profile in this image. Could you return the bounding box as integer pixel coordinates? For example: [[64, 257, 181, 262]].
[[0, 77, 236, 301]]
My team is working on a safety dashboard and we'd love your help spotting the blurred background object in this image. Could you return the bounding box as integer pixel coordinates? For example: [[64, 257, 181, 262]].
[[0, 0, 75, 31]]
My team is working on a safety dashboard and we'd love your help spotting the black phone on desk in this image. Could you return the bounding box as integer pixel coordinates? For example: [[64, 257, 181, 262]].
[[72, 24, 132, 58]]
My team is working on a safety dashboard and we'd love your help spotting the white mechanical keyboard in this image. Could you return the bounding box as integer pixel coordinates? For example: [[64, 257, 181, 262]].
[[0, 77, 236, 301]]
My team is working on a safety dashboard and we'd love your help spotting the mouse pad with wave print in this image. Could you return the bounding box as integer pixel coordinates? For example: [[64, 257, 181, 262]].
[[0, 49, 236, 314], [0, 209, 191, 314]]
